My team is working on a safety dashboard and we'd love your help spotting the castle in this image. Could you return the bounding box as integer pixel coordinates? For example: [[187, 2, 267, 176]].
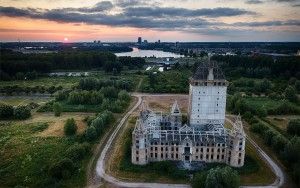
[[131, 62, 245, 167]]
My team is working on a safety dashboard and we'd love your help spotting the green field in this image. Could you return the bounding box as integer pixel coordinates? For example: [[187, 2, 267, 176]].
[[0, 121, 89, 187]]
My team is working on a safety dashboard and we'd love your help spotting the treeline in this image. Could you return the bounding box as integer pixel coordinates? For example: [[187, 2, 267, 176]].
[[141, 70, 191, 93], [78, 77, 134, 91], [244, 114, 300, 186], [0, 104, 31, 120], [0, 49, 145, 80], [212, 55, 300, 79]]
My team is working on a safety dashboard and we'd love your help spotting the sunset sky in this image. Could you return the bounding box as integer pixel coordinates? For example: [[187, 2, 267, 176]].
[[0, 0, 299, 42]]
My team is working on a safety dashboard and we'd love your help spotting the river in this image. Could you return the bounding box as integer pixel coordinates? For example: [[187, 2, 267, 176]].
[[115, 47, 184, 58]]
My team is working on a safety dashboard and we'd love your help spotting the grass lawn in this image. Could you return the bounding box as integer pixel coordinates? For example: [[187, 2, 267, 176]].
[[0, 121, 90, 187], [265, 115, 300, 131], [0, 71, 144, 90], [0, 96, 52, 106], [107, 116, 275, 186]]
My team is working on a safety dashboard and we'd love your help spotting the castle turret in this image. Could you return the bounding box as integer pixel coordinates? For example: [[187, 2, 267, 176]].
[[170, 100, 182, 130], [132, 119, 148, 165]]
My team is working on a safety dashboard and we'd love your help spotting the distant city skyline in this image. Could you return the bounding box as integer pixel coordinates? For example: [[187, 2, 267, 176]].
[[0, 0, 300, 42]]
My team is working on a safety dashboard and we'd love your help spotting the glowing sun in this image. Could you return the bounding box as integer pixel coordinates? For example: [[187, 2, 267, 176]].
[[64, 37, 68, 42]]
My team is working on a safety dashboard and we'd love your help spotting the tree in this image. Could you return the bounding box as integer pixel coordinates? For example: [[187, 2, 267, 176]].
[[287, 119, 300, 136], [48, 158, 74, 180], [53, 102, 62, 117], [192, 172, 207, 188], [64, 118, 77, 136], [85, 126, 97, 141], [285, 86, 297, 102], [283, 136, 300, 164], [14, 106, 31, 120], [295, 80, 300, 93], [194, 167, 240, 188], [0, 103, 14, 119]]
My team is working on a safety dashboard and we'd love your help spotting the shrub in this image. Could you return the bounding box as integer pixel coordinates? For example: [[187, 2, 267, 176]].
[[14, 106, 31, 119], [64, 118, 77, 136], [53, 102, 62, 117], [85, 126, 97, 141], [48, 158, 74, 180], [0, 103, 14, 119], [66, 143, 91, 161], [285, 86, 298, 102], [192, 166, 240, 188], [287, 119, 300, 136]]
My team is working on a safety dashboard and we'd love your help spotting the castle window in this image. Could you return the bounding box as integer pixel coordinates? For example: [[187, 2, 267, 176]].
[[161, 148, 163, 151], [136, 140, 139, 144], [196, 148, 199, 152], [217, 103, 218, 106], [176, 154, 178, 158], [151, 153, 153, 157], [166, 147, 168, 151], [206, 154, 209, 159], [166, 154, 168, 158], [161, 153, 163, 158], [218, 91, 219, 94], [136, 157, 139, 161], [196, 156, 198, 159], [171, 154, 174, 158], [207, 148, 209, 152], [150, 147, 153, 151], [171, 147, 174, 151], [217, 155, 219, 160], [155, 147, 157, 151], [216, 110, 218, 112], [239, 153, 242, 157], [228, 157, 231, 162], [222, 155, 224, 159], [176, 147, 178, 151], [217, 98, 219, 100], [211, 154, 213, 159], [201, 148, 203, 152], [136, 151, 139, 155], [200, 154, 203, 159], [212, 149, 214, 152], [186, 143, 189, 146], [217, 148, 220, 152], [155, 153, 157, 158], [238, 159, 241, 165]]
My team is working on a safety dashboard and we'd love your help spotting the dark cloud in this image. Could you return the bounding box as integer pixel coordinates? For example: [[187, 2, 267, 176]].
[[233, 20, 300, 26], [124, 7, 256, 18], [245, 0, 264, 4]]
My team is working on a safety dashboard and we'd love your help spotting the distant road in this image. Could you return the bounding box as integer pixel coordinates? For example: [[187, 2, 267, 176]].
[[90, 93, 285, 188]]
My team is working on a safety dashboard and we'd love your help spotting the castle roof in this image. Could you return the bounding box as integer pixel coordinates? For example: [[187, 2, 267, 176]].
[[192, 61, 225, 81]]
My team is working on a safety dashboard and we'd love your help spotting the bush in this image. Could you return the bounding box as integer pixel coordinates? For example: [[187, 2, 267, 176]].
[[85, 126, 97, 141], [0, 103, 14, 119], [48, 158, 74, 180], [66, 143, 91, 161], [31, 123, 49, 133], [285, 86, 298, 102], [287, 119, 300, 136], [53, 102, 62, 117], [64, 118, 77, 136], [192, 166, 240, 188], [14, 106, 31, 119]]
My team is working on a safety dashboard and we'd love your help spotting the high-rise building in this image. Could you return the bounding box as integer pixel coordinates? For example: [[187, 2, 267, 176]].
[[138, 37, 142, 44]]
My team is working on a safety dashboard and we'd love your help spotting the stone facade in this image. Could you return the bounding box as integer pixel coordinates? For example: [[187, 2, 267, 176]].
[[132, 61, 246, 168]]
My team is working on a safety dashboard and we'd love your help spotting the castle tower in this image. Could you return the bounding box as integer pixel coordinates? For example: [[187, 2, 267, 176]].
[[227, 115, 246, 167], [131, 119, 148, 165], [170, 100, 182, 130], [188, 61, 228, 129]]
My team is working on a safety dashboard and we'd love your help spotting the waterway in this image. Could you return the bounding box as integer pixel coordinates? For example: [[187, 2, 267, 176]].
[[115, 47, 184, 58]]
